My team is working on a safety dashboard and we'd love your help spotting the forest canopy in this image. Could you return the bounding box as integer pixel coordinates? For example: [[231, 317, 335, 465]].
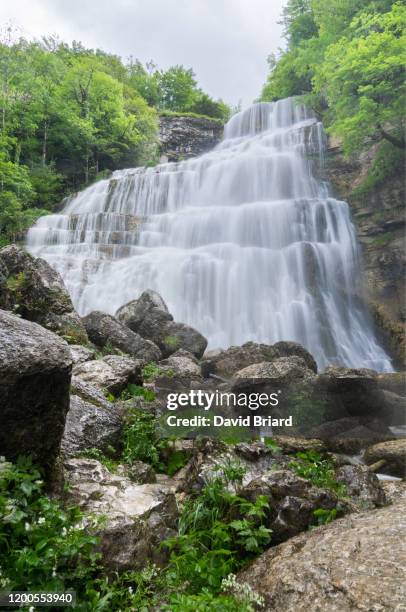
[[261, 0, 405, 157], [0, 33, 230, 246]]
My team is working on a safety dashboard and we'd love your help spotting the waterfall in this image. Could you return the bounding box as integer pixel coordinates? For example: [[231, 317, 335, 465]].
[[27, 97, 393, 371]]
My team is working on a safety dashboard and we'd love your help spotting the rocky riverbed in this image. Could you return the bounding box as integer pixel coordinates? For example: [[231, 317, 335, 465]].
[[0, 244, 405, 609]]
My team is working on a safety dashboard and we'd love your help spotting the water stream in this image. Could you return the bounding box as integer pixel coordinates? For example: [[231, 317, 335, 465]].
[[27, 97, 393, 371]]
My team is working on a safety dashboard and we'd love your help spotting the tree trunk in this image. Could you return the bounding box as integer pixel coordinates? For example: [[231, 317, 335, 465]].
[[42, 120, 48, 166]]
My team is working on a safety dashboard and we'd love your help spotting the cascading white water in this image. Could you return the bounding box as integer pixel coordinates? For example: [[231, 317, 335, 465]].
[[27, 97, 393, 371]]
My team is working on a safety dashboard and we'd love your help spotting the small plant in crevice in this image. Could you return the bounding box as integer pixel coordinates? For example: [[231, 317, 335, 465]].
[[142, 362, 174, 381], [289, 450, 346, 496], [94, 341, 124, 359], [311, 507, 338, 527], [78, 448, 119, 473], [120, 383, 156, 402]]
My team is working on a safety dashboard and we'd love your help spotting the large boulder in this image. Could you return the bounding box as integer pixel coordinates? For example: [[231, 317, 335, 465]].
[[334, 464, 386, 509], [239, 469, 343, 543], [116, 289, 170, 330], [201, 342, 280, 379], [116, 290, 207, 358], [237, 496, 406, 611], [82, 311, 161, 361], [61, 395, 122, 458], [381, 390, 406, 425], [377, 371, 406, 396], [63, 458, 178, 571], [364, 439, 406, 477], [0, 310, 72, 472], [273, 341, 318, 373], [201, 341, 317, 380], [73, 355, 143, 395], [0, 245, 88, 343], [232, 356, 315, 390], [315, 366, 386, 419]]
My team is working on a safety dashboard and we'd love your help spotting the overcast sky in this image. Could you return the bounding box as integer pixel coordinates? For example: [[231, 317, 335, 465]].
[[2, 0, 285, 107]]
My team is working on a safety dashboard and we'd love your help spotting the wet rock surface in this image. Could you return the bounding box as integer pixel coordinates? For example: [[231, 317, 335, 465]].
[[0, 245, 88, 343], [116, 290, 208, 358], [63, 458, 178, 571], [159, 114, 223, 161]]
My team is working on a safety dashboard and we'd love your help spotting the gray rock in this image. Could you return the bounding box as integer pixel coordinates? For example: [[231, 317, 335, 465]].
[[237, 495, 406, 611], [116, 461, 157, 484], [70, 344, 96, 366], [316, 366, 386, 419], [0, 310, 72, 472], [71, 376, 114, 409], [232, 356, 316, 390], [364, 439, 406, 477], [61, 395, 122, 457], [159, 114, 223, 162], [159, 349, 202, 378], [273, 341, 318, 373], [0, 245, 88, 343], [381, 389, 406, 425], [377, 371, 406, 396], [116, 291, 207, 358], [160, 321, 207, 358], [73, 355, 143, 395], [116, 290, 170, 331], [239, 469, 342, 543], [334, 464, 386, 509], [82, 310, 161, 361], [201, 342, 280, 379], [63, 458, 178, 571]]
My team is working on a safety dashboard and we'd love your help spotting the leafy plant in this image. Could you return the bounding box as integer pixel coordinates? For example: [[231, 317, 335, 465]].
[[121, 383, 156, 402], [78, 448, 119, 473], [312, 507, 338, 526], [164, 465, 272, 595], [289, 450, 346, 495]]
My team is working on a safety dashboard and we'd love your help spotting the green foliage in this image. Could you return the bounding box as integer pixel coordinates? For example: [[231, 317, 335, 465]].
[[94, 341, 125, 359], [289, 450, 346, 495], [352, 140, 405, 195], [79, 448, 119, 473], [141, 361, 174, 381], [121, 383, 156, 402], [122, 408, 165, 469], [0, 456, 98, 599], [312, 507, 338, 526], [263, 438, 282, 453], [261, 0, 405, 181], [0, 35, 228, 246], [164, 466, 272, 597]]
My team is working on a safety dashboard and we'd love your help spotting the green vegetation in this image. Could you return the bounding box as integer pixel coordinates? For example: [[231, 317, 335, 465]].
[[1, 456, 267, 610], [0, 33, 230, 246], [261, 0, 405, 180], [289, 450, 346, 495], [161, 464, 270, 607]]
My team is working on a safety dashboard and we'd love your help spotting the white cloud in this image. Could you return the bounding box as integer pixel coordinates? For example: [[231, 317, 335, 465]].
[[2, 0, 285, 106]]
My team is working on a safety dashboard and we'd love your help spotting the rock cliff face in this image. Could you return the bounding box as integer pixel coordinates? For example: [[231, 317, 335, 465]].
[[159, 115, 223, 161], [324, 142, 405, 366]]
